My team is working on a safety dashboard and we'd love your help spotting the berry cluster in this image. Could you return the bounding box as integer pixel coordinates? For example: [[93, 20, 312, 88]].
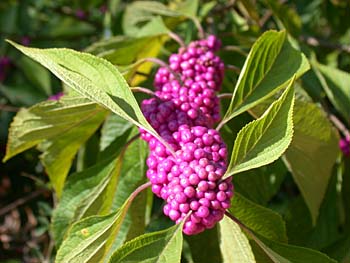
[[339, 136, 350, 156], [154, 35, 224, 127], [140, 35, 233, 235]]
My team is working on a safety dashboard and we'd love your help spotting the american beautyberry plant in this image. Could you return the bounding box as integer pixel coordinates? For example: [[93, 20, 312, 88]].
[[2, 1, 349, 262]]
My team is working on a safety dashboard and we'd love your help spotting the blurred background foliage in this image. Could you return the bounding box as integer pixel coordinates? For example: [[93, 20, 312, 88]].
[[0, 0, 350, 262]]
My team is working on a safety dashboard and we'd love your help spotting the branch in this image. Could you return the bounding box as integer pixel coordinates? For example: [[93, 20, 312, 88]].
[[129, 181, 152, 202], [168, 31, 186, 48], [300, 35, 350, 54], [0, 188, 48, 217], [328, 113, 350, 138], [226, 64, 241, 74], [131, 87, 155, 96], [321, 101, 350, 138], [218, 93, 233, 99], [192, 18, 205, 39], [0, 104, 19, 112], [222, 45, 248, 56]]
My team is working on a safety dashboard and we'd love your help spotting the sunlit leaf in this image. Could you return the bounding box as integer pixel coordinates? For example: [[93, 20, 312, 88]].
[[229, 193, 287, 243], [224, 78, 295, 178], [7, 41, 171, 153], [219, 216, 256, 263], [314, 62, 350, 123], [55, 182, 149, 263], [3, 96, 107, 195], [220, 30, 308, 126], [109, 223, 184, 263]]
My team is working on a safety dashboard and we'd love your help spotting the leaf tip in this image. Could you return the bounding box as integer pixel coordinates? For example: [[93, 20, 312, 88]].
[[5, 39, 20, 48]]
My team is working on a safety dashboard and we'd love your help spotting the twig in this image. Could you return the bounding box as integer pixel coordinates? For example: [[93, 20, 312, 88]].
[[328, 113, 350, 138], [43, 233, 55, 263], [216, 119, 226, 131], [222, 45, 248, 56], [0, 189, 48, 217], [129, 181, 152, 201], [321, 100, 350, 138], [300, 35, 350, 54], [131, 87, 155, 96], [259, 10, 273, 28], [226, 64, 241, 74], [0, 104, 19, 112], [192, 18, 205, 39], [20, 172, 47, 187], [124, 134, 140, 152], [168, 31, 186, 48], [218, 93, 233, 99]]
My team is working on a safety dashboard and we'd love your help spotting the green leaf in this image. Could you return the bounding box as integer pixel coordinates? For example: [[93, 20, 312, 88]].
[[198, 1, 217, 20], [7, 41, 171, 153], [125, 183, 148, 242], [18, 56, 52, 96], [220, 30, 309, 126], [55, 182, 147, 263], [229, 193, 287, 243], [314, 62, 350, 122], [3, 96, 107, 195], [112, 137, 148, 209], [109, 223, 184, 263], [172, 0, 198, 18], [87, 35, 164, 66], [104, 137, 149, 255], [52, 154, 123, 248], [249, 89, 339, 225], [224, 78, 295, 178], [250, 233, 337, 263], [284, 197, 313, 246], [0, 83, 47, 106], [122, 1, 180, 36], [76, 133, 100, 171], [46, 17, 95, 38], [185, 226, 222, 263], [135, 16, 170, 38], [342, 159, 350, 230], [283, 100, 339, 224], [265, 0, 302, 37], [285, 172, 340, 249], [86, 32, 167, 87], [219, 216, 256, 263], [325, 235, 350, 263], [99, 114, 133, 151], [233, 160, 287, 206]]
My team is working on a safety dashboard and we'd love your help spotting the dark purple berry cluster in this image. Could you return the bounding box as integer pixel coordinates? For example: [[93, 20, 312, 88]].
[[339, 136, 350, 156], [140, 35, 233, 235], [0, 56, 11, 82]]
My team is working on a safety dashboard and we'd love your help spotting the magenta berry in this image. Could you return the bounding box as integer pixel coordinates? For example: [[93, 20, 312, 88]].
[[339, 136, 350, 156]]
